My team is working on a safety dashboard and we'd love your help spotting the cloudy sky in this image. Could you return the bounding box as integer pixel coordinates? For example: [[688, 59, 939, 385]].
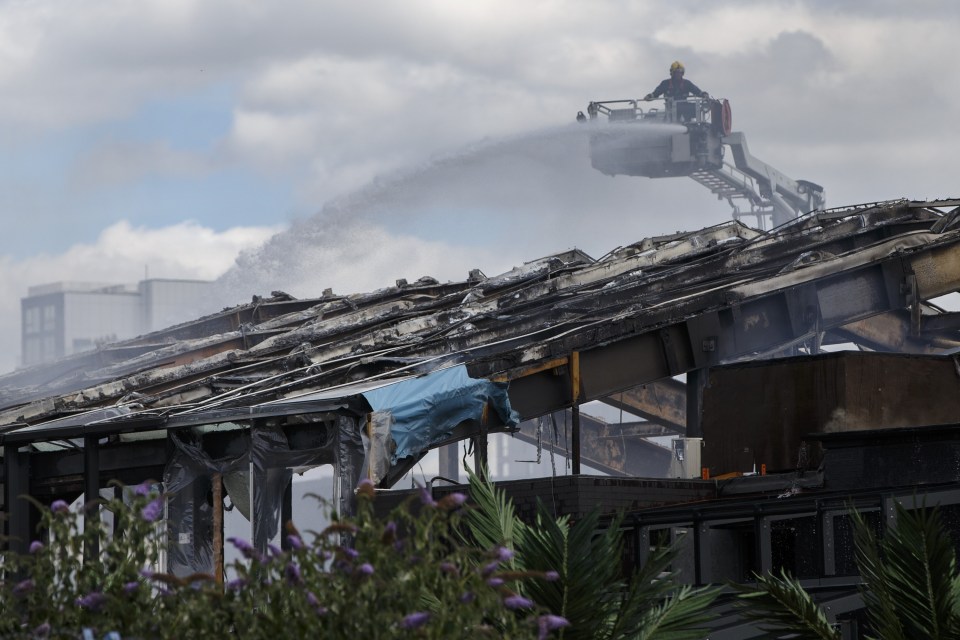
[[2, 0, 959, 372]]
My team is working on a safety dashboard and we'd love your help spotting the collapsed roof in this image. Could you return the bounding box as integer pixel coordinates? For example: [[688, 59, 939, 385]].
[[4, 198, 960, 487]]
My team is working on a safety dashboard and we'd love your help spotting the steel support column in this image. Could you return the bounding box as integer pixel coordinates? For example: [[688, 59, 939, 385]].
[[213, 473, 224, 586], [754, 511, 772, 576], [473, 432, 489, 480], [280, 478, 292, 550], [571, 351, 581, 475], [686, 369, 707, 438], [3, 444, 30, 557], [84, 435, 100, 562]]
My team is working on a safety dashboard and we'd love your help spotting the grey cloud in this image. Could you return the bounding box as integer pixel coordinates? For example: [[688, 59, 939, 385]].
[[5, 0, 960, 294]]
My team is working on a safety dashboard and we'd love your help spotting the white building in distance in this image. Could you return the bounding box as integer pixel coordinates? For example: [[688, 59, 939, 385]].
[[21, 279, 212, 367]]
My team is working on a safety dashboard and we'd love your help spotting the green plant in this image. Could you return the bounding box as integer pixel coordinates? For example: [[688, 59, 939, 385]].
[[734, 501, 960, 640], [462, 467, 719, 640], [0, 479, 568, 639], [1, 484, 163, 638]]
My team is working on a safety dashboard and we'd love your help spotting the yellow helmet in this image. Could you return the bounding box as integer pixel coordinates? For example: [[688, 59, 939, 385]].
[[670, 61, 685, 74]]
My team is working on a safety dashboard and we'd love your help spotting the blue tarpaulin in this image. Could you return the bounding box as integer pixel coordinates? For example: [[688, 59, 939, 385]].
[[362, 364, 520, 463]]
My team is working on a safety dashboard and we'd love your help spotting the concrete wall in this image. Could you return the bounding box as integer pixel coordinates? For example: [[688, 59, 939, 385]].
[[64, 291, 142, 355], [139, 279, 213, 332]]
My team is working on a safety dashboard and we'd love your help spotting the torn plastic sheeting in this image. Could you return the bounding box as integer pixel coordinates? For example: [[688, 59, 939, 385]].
[[250, 417, 366, 545], [163, 414, 367, 575], [164, 429, 249, 578], [365, 411, 394, 486], [361, 364, 519, 463]]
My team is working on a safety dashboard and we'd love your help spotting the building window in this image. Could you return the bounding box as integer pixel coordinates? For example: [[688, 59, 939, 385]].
[[42, 305, 56, 332], [24, 307, 40, 334]]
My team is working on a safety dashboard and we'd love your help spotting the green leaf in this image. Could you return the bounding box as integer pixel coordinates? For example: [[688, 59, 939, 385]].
[[636, 585, 721, 640], [852, 508, 905, 640], [732, 570, 840, 640], [462, 464, 523, 552], [520, 503, 622, 639], [859, 502, 960, 640]]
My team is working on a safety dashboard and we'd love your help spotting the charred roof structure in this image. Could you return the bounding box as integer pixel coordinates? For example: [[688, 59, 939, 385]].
[[5, 198, 960, 635]]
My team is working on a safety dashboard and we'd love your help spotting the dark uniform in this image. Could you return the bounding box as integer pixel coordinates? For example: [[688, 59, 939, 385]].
[[650, 77, 704, 100]]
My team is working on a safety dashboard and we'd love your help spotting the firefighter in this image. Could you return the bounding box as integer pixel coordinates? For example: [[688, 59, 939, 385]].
[[644, 61, 709, 122], [645, 61, 709, 101]]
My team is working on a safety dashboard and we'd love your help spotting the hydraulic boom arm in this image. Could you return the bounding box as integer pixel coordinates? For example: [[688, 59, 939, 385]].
[[580, 97, 825, 229]]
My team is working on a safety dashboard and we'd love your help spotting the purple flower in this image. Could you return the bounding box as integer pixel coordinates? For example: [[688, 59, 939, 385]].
[[228, 537, 262, 560], [459, 591, 476, 604], [285, 562, 303, 585], [76, 591, 107, 612], [538, 614, 571, 639], [50, 500, 69, 514], [503, 594, 534, 610], [139, 569, 155, 579], [13, 579, 35, 596], [32, 622, 51, 638], [494, 546, 514, 562], [268, 543, 283, 558], [134, 482, 152, 497], [29, 540, 44, 554], [305, 591, 328, 615], [544, 570, 560, 582], [487, 577, 505, 588], [228, 537, 253, 552], [439, 561, 459, 576], [418, 486, 437, 507], [381, 520, 398, 544], [341, 546, 360, 560], [481, 561, 499, 577], [123, 582, 139, 595], [226, 578, 247, 591], [140, 497, 163, 522], [286, 534, 303, 550], [358, 562, 375, 576], [437, 492, 468, 509], [401, 612, 430, 629], [355, 477, 378, 500]]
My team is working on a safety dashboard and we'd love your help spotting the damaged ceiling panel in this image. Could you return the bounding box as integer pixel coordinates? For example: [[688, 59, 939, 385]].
[[4, 199, 960, 482]]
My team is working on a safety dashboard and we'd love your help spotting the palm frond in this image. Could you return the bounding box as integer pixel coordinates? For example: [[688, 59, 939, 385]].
[[461, 464, 523, 551], [851, 508, 905, 640], [608, 541, 715, 640], [952, 572, 960, 621], [862, 503, 960, 640], [459, 468, 716, 639], [634, 585, 721, 640], [732, 570, 840, 640], [629, 541, 686, 604], [521, 503, 625, 640]]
